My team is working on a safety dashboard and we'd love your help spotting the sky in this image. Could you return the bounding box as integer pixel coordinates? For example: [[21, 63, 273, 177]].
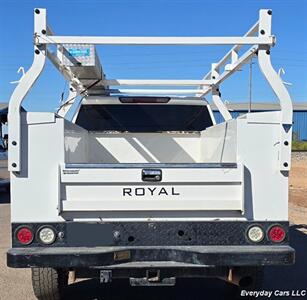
[[0, 0, 306, 114]]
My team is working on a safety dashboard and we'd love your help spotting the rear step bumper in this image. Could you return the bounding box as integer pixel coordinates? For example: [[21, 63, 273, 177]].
[[7, 245, 294, 268]]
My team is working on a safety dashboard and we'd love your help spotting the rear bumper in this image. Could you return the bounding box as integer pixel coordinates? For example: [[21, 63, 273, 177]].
[[7, 245, 295, 268]]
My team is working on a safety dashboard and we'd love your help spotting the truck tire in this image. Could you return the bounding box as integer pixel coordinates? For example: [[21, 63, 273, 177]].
[[31, 268, 68, 300]]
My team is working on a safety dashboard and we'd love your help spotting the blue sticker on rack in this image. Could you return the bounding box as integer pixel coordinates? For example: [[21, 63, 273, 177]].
[[68, 48, 90, 57]]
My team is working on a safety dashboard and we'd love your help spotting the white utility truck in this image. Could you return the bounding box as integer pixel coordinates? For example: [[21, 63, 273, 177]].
[[7, 8, 294, 299]]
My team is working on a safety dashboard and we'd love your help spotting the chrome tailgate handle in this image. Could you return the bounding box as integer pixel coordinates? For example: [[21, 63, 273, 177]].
[[142, 169, 162, 182]]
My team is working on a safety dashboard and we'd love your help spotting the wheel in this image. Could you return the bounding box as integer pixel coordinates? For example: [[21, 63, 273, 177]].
[[31, 268, 68, 300]]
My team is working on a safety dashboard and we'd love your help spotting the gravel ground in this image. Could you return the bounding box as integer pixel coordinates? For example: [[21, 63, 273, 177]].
[[289, 152, 307, 224], [0, 155, 306, 300], [0, 158, 8, 179], [291, 151, 307, 162]]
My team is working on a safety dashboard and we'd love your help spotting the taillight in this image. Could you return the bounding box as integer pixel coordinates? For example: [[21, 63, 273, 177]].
[[268, 225, 286, 243], [16, 227, 33, 245], [247, 225, 264, 243], [37, 226, 56, 245]]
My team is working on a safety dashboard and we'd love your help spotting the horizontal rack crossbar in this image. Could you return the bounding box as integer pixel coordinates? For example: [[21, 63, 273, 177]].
[[36, 36, 275, 46], [102, 79, 213, 86]]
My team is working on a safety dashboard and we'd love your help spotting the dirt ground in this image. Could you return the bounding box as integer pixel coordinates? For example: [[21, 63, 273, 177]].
[[0, 155, 306, 300], [289, 153, 307, 224], [0, 159, 8, 179]]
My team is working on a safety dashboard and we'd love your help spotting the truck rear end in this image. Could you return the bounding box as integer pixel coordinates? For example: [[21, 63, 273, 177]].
[[7, 8, 294, 300]]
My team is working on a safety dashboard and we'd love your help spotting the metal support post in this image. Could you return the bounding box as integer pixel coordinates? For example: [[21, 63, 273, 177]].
[[8, 8, 47, 172]]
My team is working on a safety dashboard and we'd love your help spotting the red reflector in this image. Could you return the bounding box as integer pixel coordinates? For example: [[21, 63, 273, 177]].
[[268, 226, 286, 243], [16, 227, 33, 245]]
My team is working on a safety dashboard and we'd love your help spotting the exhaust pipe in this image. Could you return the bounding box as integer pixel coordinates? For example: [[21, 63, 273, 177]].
[[220, 268, 253, 287]]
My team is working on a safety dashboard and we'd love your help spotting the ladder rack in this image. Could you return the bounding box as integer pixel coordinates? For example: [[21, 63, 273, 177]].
[[37, 10, 274, 98], [8, 8, 293, 173]]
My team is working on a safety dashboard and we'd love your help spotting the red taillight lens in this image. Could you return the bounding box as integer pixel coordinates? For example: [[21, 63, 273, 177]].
[[16, 227, 33, 245], [268, 225, 286, 243]]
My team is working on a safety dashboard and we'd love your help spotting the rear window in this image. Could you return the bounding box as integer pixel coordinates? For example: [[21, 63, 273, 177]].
[[75, 104, 213, 132]]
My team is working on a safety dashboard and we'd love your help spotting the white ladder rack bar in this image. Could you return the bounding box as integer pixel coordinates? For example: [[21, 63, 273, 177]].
[[197, 20, 260, 96], [205, 21, 260, 79], [198, 45, 258, 97], [36, 35, 274, 46], [102, 79, 213, 86]]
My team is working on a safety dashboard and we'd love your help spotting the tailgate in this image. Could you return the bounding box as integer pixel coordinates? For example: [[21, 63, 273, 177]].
[[60, 163, 243, 212]]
